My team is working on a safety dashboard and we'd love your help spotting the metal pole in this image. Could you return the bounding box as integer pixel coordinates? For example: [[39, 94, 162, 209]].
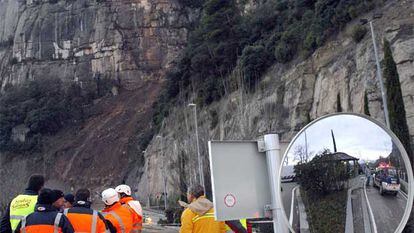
[[370, 21, 390, 128], [157, 136, 168, 210], [162, 138, 168, 210], [143, 150, 150, 208], [304, 130, 308, 162], [264, 134, 289, 233], [190, 104, 205, 193]]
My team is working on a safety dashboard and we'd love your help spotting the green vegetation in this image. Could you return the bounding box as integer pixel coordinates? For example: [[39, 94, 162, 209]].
[[295, 149, 350, 197], [153, 0, 380, 130], [336, 93, 342, 112], [351, 25, 367, 43], [364, 91, 370, 116], [301, 189, 347, 233], [0, 78, 113, 153], [240, 45, 273, 90], [295, 149, 350, 232], [383, 39, 413, 163]]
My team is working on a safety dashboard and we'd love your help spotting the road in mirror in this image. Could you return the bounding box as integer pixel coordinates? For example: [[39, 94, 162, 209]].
[[280, 114, 411, 233]]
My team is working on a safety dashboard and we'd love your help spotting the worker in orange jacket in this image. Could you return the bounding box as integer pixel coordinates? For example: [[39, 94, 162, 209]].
[[14, 188, 74, 233], [180, 185, 226, 233], [64, 189, 112, 233], [101, 188, 133, 233], [115, 184, 143, 233]]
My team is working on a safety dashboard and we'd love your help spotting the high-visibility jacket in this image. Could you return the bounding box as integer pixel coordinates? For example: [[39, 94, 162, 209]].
[[63, 202, 109, 233], [14, 204, 74, 233], [225, 219, 248, 233], [102, 202, 133, 233], [180, 196, 226, 233], [9, 194, 38, 231], [119, 197, 142, 232]]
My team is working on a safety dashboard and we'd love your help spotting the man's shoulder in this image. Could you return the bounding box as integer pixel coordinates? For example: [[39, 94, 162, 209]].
[[182, 208, 196, 218], [127, 200, 141, 207]]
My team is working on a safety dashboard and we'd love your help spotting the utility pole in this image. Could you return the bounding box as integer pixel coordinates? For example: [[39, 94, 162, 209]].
[[156, 135, 168, 210], [331, 130, 337, 153], [369, 21, 390, 128], [143, 150, 150, 208], [304, 130, 308, 162], [188, 103, 205, 193]]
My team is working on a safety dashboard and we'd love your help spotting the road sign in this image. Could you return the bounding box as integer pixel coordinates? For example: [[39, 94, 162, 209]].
[[209, 141, 270, 220], [208, 139, 289, 221]]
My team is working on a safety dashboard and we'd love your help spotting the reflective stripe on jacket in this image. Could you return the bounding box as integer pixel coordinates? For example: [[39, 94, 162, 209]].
[[9, 195, 38, 231], [120, 197, 142, 232], [63, 206, 108, 233], [15, 204, 74, 233], [225, 219, 247, 233], [179, 197, 226, 233], [102, 203, 133, 233]]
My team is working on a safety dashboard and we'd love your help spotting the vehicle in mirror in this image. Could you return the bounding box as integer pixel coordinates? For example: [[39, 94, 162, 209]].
[[279, 113, 413, 233]]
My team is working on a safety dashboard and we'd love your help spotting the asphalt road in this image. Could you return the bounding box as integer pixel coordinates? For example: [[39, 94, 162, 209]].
[[365, 184, 407, 233], [281, 182, 300, 231], [143, 208, 179, 233], [144, 225, 179, 233]]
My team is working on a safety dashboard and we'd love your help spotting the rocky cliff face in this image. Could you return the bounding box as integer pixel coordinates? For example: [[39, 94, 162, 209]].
[[0, 0, 189, 88], [137, 0, 414, 204], [0, 0, 413, 212], [0, 0, 191, 209]]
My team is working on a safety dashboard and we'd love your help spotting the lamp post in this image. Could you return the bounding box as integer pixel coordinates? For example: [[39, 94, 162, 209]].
[[188, 103, 205, 192], [143, 150, 150, 208], [361, 16, 390, 128], [370, 20, 390, 128], [156, 135, 168, 210]]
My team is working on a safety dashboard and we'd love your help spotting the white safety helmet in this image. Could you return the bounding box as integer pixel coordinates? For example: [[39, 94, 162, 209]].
[[101, 188, 119, 206], [115, 184, 131, 196]]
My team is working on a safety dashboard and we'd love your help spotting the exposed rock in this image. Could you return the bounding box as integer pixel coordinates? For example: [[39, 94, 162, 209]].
[[0, 0, 192, 208], [136, 0, 414, 202], [0, 0, 189, 90], [11, 125, 30, 143]]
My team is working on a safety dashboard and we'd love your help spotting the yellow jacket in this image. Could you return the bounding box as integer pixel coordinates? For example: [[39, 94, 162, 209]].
[[180, 196, 226, 233]]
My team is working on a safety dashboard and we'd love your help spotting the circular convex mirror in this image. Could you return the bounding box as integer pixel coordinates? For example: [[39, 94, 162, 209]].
[[279, 113, 413, 233]]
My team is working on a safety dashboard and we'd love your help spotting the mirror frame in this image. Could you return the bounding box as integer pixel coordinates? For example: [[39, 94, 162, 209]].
[[277, 112, 414, 233]]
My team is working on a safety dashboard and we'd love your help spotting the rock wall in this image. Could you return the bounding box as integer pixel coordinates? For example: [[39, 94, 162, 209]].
[[137, 0, 414, 204], [0, 0, 192, 209], [0, 0, 189, 89]]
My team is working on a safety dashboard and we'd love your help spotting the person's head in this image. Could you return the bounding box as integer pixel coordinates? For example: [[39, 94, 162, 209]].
[[27, 175, 45, 193], [37, 188, 55, 205], [52, 189, 65, 210], [102, 188, 119, 207], [115, 184, 131, 198], [187, 185, 204, 203], [63, 194, 75, 209], [75, 188, 91, 203]]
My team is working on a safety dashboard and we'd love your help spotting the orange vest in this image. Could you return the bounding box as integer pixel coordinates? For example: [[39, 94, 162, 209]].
[[102, 202, 133, 233], [20, 213, 64, 233], [64, 207, 107, 233], [120, 197, 143, 232]]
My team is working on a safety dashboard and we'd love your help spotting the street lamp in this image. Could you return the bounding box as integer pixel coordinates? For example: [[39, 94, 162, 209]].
[[156, 135, 168, 210], [188, 103, 205, 192], [362, 16, 390, 128], [143, 150, 150, 208]]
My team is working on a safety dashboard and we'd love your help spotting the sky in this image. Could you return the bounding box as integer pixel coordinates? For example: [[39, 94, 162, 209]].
[[284, 115, 397, 166]]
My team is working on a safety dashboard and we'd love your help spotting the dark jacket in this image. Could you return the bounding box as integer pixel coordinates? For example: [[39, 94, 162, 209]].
[[0, 189, 37, 233], [14, 204, 74, 233]]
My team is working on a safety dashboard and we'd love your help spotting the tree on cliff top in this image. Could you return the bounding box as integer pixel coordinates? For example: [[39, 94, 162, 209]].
[[383, 39, 413, 164]]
